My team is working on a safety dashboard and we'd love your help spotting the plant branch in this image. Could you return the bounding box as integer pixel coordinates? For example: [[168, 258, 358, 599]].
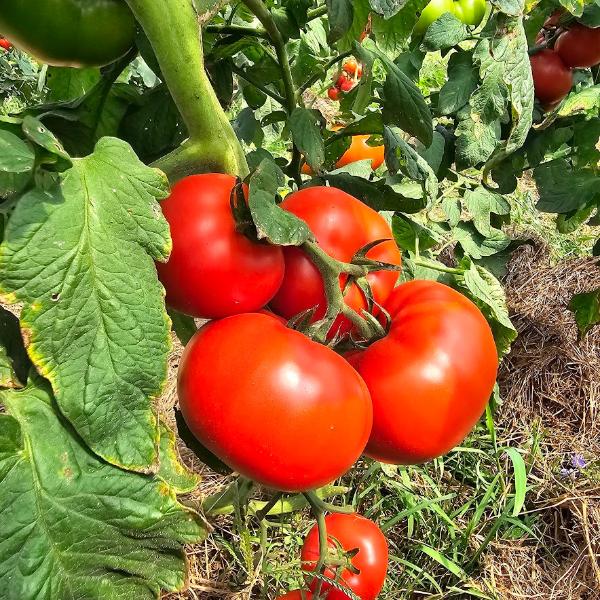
[[125, 0, 248, 180], [411, 257, 463, 275], [230, 63, 286, 106], [205, 23, 268, 38], [307, 5, 328, 21], [243, 0, 296, 114]]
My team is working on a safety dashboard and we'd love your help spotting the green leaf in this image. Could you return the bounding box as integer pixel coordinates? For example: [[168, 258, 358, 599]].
[[456, 258, 517, 356], [369, 0, 407, 18], [0, 138, 171, 471], [556, 202, 598, 234], [534, 159, 599, 214], [384, 126, 439, 204], [558, 85, 600, 117], [464, 186, 510, 237], [233, 106, 264, 146], [569, 288, 600, 337], [490, 0, 523, 17], [503, 447, 527, 517], [372, 0, 429, 53], [0, 306, 31, 389], [157, 420, 200, 493], [392, 214, 441, 253], [559, 0, 586, 18], [455, 113, 500, 167], [379, 51, 433, 146], [453, 221, 511, 258], [45, 67, 101, 103], [167, 308, 197, 346], [422, 13, 469, 51], [438, 50, 478, 115], [0, 129, 35, 174], [22, 115, 70, 162], [289, 108, 325, 171], [0, 380, 206, 600], [327, 0, 354, 42], [248, 159, 312, 245], [339, 0, 371, 50]]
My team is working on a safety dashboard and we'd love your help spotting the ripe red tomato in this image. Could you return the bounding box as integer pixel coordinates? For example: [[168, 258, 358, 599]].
[[156, 174, 284, 319], [530, 49, 572, 105], [328, 87, 340, 101], [347, 280, 498, 464], [339, 77, 354, 92], [342, 59, 363, 78], [555, 23, 600, 68], [269, 187, 401, 337], [178, 313, 373, 491], [276, 592, 312, 600], [301, 513, 388, 600], [0, 38, 12, 50]]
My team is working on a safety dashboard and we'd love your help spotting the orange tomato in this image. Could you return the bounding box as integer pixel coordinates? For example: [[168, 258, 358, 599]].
[[302, 134, 384, 175]]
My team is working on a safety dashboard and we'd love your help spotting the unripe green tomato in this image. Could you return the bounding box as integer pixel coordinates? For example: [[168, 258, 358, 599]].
[[413, 0, 456, 35], [453, 0, 487, 27]]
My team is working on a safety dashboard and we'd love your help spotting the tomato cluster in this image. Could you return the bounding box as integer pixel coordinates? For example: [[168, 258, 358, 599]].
[[163, 175, 497, 597], [328, 59, 363, 101], [531, 16, 600, 110], [413, 0, 487, 35]]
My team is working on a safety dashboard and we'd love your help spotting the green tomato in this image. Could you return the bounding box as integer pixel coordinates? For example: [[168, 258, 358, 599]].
[[453, 0, 487, 27], [413, 0, 457, 35]]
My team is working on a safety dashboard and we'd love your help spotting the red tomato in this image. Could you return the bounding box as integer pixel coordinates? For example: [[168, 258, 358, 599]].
[[343, 59, 363, 78], [544, 8, 565, 28], [178, 313, 373, 491], [301, 513, 388, 600], [276, 593, 313, 600], [269, 187, 401, 337], [348, 280, 498, 464], [156, 174, 284, 319], [555, 23, 600, 68], [530, 49, 572, 105], [335, 73, 350, 89], [339, 77, 354, 92], [328, 87, 340, 101], [337, 135, 385, 170], [0, 38, 12, 50]]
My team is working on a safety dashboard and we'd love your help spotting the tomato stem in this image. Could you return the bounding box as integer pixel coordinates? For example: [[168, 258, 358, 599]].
[[205, 23, 268, 38], [411, 257, 463, 275], [124, 0, 248, 180], [230, 63, 287, 106], [303, 492, 329, 597], [254, 492, 285, 521]]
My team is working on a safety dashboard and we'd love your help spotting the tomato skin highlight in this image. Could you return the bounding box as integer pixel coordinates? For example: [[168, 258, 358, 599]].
[[301, 513, 388, 600], [530, 49, 572, 105], [555, 23, 600, 68], [178, 313, 373, 492], [156, 174, 285, 319], [270, 187, 400, 336], [348, 280, 498, 464], [0, 0, 136, 67]]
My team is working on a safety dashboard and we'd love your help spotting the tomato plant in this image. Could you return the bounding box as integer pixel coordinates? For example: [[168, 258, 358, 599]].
[[178, 313, 373, 491], [348, 281, 498, 464], [453, 0, 487, 26], [414, 0, 456, 34], [555, 23, 600, 68], [270, 186, 401, 336], [302, 513, 388, 599], [156, 173, 285, 318]]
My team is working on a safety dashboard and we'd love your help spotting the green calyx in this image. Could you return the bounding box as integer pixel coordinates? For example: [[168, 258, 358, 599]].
[[0, 0, 136, 67]]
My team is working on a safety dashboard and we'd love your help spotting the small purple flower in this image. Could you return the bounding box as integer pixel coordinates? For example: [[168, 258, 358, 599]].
[[560, 454, 587, 479], [571, 453, 587, 470]]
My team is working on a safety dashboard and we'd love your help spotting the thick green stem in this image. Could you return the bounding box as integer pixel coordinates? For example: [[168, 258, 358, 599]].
[[125, 0, 248, 180], [230, 63, 286, 106], [206, 23, 268, 37], [303, 492, 329, 598], [411, 257, 463, 275]]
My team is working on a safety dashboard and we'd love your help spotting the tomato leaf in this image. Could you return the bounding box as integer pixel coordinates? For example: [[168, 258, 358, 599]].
[[422, 13, 469, 51], [455, 258, 517, 356], [463, 186, 510, 237], [438, 50, 478, 115], [368, 0, 407, 19], [248, 158, 313, 245], [289, 108, 325, 171], [558, 85, 600, 117], [489, 0, 522, 17], [569, 288, 600, 338], [0, 137, 171, 471], [326, 0, 354, 43], [0, 307, 31, 389], [0, 379, 205, 600], [372, 0, 430, 53], [392, 214, 441, 253]]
